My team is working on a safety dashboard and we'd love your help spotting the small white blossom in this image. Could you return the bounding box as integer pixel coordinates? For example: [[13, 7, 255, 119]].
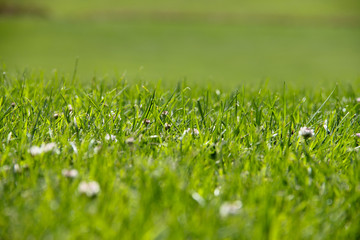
[[355, 133, 360, 138], [68, 104, 73, 112], [29, 146, 42, 156], [356, 98, 360, 103], [29, 143, 57, 156], [13, 164, 21, 173], [78, 181, 100, 197], [42, 143, 57, 152], [62, 169, 78, 178], [219, 200, 243, 218], [299, 127, 314, 139], [105, 134, 117, 142], [125, 137, 135, 145], [214, 187, 221, 196], [164, 123, 172, 131], [184, 128, 200, 136]]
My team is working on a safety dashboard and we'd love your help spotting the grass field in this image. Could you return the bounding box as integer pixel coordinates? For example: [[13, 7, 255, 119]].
[[1, 0, 360, 87], [1, 17, 359, 88], [1, 72, 360, 239], [1, 0, 360, 239]]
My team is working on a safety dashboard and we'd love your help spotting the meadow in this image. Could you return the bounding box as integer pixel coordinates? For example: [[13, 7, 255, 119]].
[[1, 0, 360, 239], [1, 72, 360, 239], [1, 0, 360, 87]]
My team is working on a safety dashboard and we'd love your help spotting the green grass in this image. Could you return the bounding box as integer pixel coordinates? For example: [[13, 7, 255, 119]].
[[1, 0, 359, 87], [1, 70, 360, 239], [1, 17, 360, 88], [10, 0, 360, 18], [1, 2, 360, 237]]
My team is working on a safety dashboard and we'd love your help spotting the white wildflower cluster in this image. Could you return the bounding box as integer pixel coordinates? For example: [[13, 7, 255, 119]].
[[61, 169, 79, 179], [184, 128, 200, 136], [125, 137, 135, 145], [105, 134, 117, 142], [29, 143, 58, 156], [78, 181, 100, 197], [299, 127, 314, 139], [219, 200, 243, 218]]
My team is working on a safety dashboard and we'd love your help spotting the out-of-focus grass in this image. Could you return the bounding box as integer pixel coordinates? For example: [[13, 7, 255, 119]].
[[1, 17, 359, 88], [0, 0, 359, 87], [9, 0, 360, 19]]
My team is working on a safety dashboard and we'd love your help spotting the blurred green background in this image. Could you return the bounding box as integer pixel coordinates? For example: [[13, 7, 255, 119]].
[[0, 0, 359, 87]]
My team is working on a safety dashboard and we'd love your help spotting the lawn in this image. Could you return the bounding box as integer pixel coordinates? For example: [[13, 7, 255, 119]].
[[1, 0, 360, 87], [1, 0, 360, 239], [1, 73, 360, 239], [1, 17, 359, 88]]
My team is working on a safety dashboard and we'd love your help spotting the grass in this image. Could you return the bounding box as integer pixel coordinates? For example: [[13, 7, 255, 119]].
[[1, 17, 360, 88], [1, 0, 359, 87], [1, 70, 360, 239], [1, 1, 360, 238], [9, 0, 360, 19]]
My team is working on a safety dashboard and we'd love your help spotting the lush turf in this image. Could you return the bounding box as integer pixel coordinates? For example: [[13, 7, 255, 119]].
[[1, 70, 360, 239], [1, 17, 360, 88], [9, 0, 360, 18], [1, 0, 359, 87], [1, 1, 360, 238]]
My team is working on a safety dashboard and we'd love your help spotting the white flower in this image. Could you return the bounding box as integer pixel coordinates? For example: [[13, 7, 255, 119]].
[[62, 169, 78, 178], [42, 143, 57, 152], [299, 127, 314, 139], [105, 134, 117, 142], [184, 128, 199, 136], [78, 181, 100, 197], [68, 104, 73, 112], [219, 200, 243, 218], [29, 146, 42, 156], [13, 164, 21, 173], [356, 97, 360, 103], [214, 187, 221, 196], [29, 143, 57, 156], [125, 137, 135, 145], [164, 123, 172, 131]]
